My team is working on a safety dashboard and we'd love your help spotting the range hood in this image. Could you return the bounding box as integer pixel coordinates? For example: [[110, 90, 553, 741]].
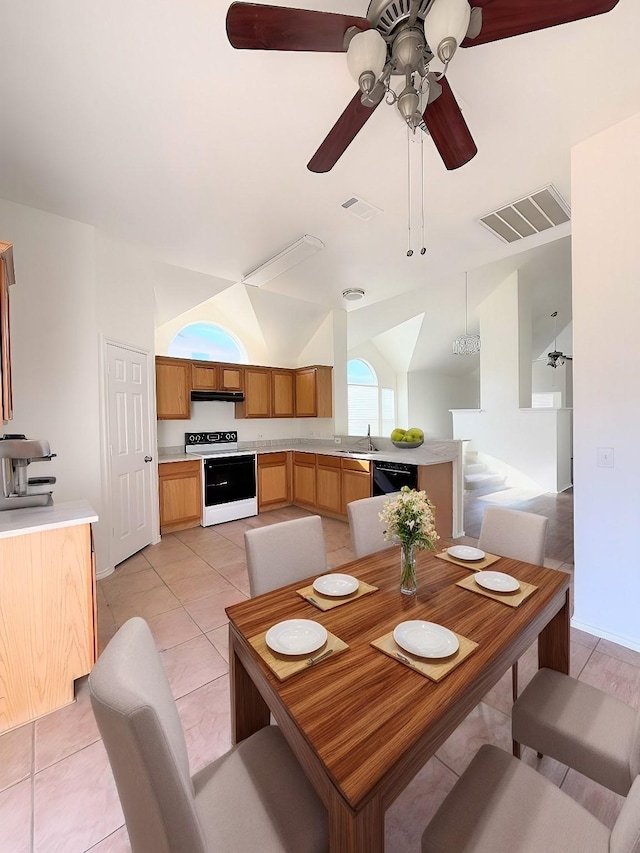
[[190, 390, 245, 403]]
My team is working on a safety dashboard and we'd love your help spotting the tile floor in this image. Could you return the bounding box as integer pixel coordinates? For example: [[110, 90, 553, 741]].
[[2, 493, 637, 852]]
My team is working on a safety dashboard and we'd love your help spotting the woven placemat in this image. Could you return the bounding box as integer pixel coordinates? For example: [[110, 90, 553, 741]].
[[249, 629, 349, 681], [371, 630, 478, 683], [435, 550, 501, 571], [296, 579, 378, 611], [456, 573, 538, 607]]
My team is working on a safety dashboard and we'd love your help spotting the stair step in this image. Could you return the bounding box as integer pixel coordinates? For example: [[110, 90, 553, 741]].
[[464, 463, 487, 475], [465, 472, 506, 490]]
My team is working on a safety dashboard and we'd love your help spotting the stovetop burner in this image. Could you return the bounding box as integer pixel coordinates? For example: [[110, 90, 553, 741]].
[[185, 431, 239, 456]]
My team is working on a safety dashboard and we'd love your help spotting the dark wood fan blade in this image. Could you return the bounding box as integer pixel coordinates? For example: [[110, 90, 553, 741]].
[[226, 3, 370, 52], [462, 0, 621, 47], [423, 77, 477, 170], [307, 91, 381, 173]]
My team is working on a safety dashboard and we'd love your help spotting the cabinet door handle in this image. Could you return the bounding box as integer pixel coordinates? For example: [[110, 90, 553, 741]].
[[144, 456, 153, 463]]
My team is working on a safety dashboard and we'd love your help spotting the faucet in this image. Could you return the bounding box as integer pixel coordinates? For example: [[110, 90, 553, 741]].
[[367, 424, 375, 452]]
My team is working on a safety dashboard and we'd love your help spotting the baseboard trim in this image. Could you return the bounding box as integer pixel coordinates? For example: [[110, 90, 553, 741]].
[[571, 618, 640, 653]]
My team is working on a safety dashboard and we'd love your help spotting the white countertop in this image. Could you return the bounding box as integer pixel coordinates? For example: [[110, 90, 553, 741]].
[[0, 499, 98, 539]]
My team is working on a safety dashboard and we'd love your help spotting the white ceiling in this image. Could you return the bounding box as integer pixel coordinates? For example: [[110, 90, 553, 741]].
[[1, 0, 638, 370]]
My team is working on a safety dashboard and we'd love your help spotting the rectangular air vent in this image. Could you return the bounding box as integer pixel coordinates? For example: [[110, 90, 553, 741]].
[[341, 195, 383, 222], [478, 185, 570, 244]]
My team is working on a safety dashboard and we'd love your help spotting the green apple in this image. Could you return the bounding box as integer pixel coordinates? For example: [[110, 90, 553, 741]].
[[390, 428, 406, 442], [405, 427, 424, 441]]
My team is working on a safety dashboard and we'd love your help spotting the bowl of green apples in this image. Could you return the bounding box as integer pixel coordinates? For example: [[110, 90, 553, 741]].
[[390, 427, 424, 449]]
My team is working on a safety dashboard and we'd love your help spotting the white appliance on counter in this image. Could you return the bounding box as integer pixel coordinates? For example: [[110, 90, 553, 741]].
[[185, 431, 257, 526]]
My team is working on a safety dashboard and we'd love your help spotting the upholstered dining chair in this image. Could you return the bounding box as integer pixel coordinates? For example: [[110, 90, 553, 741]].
[[478, 505, 549, 713], [89, 617, 328, 853], [512, 667, 640, 795], [347, 492, 399, 559], [244, 514, 327, 597], [422, 744, 640, 853]]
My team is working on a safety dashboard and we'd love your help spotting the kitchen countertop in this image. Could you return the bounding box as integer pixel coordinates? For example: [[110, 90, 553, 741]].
[[0, 499, 98, 539]]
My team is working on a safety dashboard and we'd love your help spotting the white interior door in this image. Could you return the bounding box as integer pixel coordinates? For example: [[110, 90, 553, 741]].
[[107, 342, 153, 566]]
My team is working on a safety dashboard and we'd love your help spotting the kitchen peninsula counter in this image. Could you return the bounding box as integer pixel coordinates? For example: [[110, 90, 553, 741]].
[[0, 498, 98, 538]]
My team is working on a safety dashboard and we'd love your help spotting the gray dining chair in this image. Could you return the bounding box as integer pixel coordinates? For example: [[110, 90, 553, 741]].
[[347, 492, 399, 559], [478, 505, 549, 717], [89, 617, 328, 853], [512, 667, 640, 795], [422, 743, 640, 853], [244, 514, 327, 597]]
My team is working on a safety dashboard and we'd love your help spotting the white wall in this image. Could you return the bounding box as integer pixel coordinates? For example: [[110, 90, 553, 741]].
[[407, 371, 478, 438], [571, 110, 640, 649]]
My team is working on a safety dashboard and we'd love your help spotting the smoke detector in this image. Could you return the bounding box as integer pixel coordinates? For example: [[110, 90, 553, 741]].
[[341, 196, 383, 222], [342, 288, 365, 301]]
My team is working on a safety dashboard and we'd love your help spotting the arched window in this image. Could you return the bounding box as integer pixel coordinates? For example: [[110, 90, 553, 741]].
[[347, 358, 395, 436], [168, 322, 247, 363]]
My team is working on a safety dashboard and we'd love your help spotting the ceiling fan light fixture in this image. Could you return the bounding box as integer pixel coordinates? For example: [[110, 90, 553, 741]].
[[347, 29, 387, 95], [423, 0, 471, 66]]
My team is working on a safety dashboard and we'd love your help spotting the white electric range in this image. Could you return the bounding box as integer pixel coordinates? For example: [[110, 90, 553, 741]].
[[185, 432, 257, 526]]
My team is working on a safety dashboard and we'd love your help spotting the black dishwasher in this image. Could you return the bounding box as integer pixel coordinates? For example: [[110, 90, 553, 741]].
[[372, 460, 418, 495]]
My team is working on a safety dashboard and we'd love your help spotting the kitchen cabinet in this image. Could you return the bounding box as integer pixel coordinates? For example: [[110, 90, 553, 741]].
[[156, 356, 191, 420], [341, 457, 372, 514], [0, 510, 96, 732], [257, 452, 290, 510], [159, 460, 202, 533], [271, 369, 295, 418], [295, 366, 332, 418], [220, 365, 243, 391], [0, 241, 15, 422], [418, 462, 453, 539], [235, 367, 271, 419], [293, 452, 316, 507], [191, 362, 218, 390], [316, 454, 342, 514]]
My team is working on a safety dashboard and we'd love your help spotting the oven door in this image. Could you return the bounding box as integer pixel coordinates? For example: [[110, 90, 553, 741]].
[[203, 455, 256, 507], [372, 461, 418, 496]]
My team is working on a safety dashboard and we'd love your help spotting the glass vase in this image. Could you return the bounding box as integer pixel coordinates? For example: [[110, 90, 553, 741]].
[[400, 542, 417, 595]]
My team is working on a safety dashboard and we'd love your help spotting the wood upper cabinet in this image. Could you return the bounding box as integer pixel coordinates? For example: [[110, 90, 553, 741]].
[[158, 460, 202, 533], [220, 365, 243, 392], [293, 452, 316, 507], [295, 366, 332, 418], [341, 457, 371, 515], [0, 241, 15, 422], [257, 452, 290, 509], [236, 367, 271, 418], [191, 362, 218, 391], [316, 454, 342, 514], [271, 369, 295, 418], [156, 356, 191, 420]]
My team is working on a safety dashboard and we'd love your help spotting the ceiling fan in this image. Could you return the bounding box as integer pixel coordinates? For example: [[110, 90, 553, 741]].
[[547, 311, 573, 368], [226, 0, 620, 173]]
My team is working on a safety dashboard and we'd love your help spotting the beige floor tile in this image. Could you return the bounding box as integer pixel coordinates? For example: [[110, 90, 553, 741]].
[[166, 567, 236, 604], [578, 650, 640, 708], [97, 604, 118, 655], [595, 637, 640, 669], [572, 626, 600, 650], [196, 541, 246, 569], [34, 740, 123, 853], [211, 558, 250, 596], [176, 675, 232, 775], [206, 625, 229, 663], [87, 825, 131, 852], [0, 779, 32, 853], [518, 745, 569, 787], [99, 567, 164, 604], [173, 526, 227, 548], [153, 553, 215, 585], [0, 721, 32, 793], [385, 756, 457, 853], [109, 584, 180, 627], [184, 587, 248, 633], [146, 607, 202, 651], [35, 677, 100, 772], [561, 769, 625, 829], [142, 537, 193, 567], [112, 551, 151, 577], [435, 701, 511, 776], [159, 635, 228, 700], [327, 546, 355, 568], [214, 528, 246, 548]]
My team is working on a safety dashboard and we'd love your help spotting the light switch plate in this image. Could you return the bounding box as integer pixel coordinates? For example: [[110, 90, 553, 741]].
[[597, 447, 614, 468]]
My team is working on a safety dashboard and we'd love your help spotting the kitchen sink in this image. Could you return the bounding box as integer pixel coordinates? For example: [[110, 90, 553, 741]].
[[334, 449, 378, 455]]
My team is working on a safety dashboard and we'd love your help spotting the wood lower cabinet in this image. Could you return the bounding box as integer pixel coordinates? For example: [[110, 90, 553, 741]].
[[271, 369, 295, 418], [159, 460, 202, 533], [316, 455, 342, 514], [235, 367, 271, 418], [341, 458, 372, 514], [257, 452, 290, 510], [295, 366, 332, 418], [0, 520, 95, 732], [156, 356, 191, 419], [418, 462, 453, 539], [293, 452, 316, 507]]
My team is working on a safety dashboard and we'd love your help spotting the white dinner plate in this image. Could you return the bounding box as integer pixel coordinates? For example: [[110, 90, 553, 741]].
[[265, 620, 328, 656], [313, 573, 359, 597], [393, 621, 459, 659], [447, 545, 485, 561], [474, 570, 520, 594]]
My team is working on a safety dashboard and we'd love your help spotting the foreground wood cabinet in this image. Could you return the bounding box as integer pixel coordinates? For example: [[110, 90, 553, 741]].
[[156, 356, 191, 419], [159, 460, 202, 533], [236, 367, 271, 418], [341, 458, 372, 514], [0, 518, 96, 732], [293, 452, 317, 507], [271, 369, 295, 418], [418, 462, 453, 539], [316, 455, 342, 514], [257, 452, 290, 509]]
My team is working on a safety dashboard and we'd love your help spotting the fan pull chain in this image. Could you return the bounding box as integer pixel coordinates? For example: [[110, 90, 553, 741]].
[[420, 129, 426, 255], [406, 126, 413, 257]]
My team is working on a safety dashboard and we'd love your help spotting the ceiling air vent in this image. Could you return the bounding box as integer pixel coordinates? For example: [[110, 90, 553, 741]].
[[341, 195, 383, 222], [478, 185, 571, 244]]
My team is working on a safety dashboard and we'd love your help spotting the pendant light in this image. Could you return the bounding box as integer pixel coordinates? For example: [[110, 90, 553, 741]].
[[452, 273, 480, 355]]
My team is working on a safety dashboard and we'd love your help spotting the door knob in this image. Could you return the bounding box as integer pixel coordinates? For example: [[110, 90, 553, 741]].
[[144, 456, 153, 463]]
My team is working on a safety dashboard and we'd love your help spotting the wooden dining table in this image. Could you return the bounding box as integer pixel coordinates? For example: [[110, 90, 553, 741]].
[[226, 545, 570, 853]]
